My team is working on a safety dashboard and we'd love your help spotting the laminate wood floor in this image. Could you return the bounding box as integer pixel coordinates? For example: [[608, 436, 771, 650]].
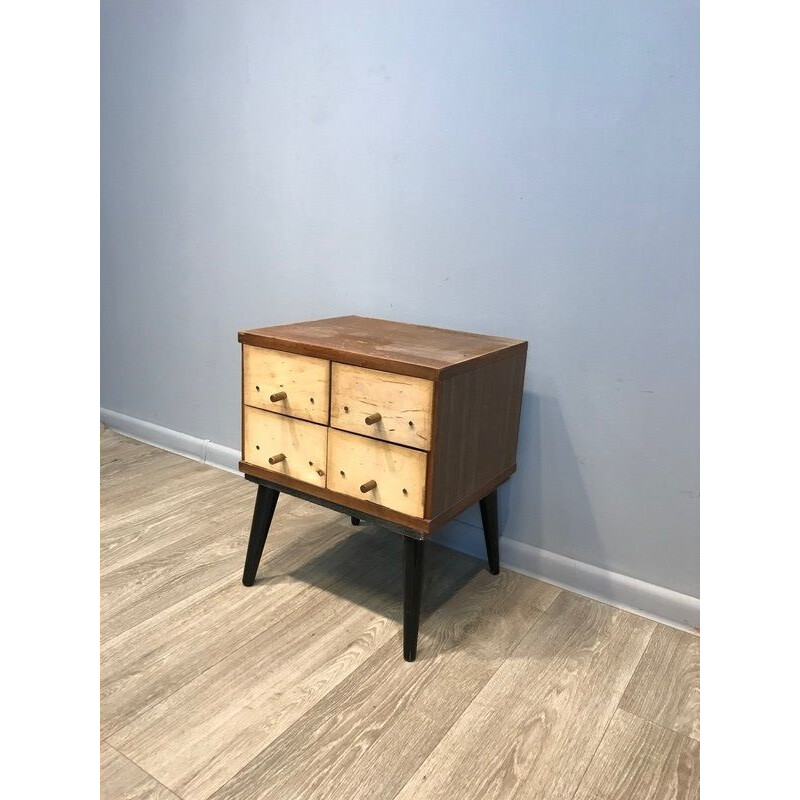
[[100, 428, 700, 800]]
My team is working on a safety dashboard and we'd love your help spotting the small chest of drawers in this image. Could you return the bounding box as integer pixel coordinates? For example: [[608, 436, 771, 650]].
[[238, 316, 527, 660]]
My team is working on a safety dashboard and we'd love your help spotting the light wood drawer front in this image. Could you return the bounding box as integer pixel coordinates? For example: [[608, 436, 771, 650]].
[[330, 363, 433, 450], [243, 345, 329, 424], [326, 428, 427, 517], [243, 406, 328, 487]]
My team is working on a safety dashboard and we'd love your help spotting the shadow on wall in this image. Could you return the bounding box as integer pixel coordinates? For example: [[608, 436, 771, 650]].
[[433, 390, 615, 604], [533, 394, 602, 564]]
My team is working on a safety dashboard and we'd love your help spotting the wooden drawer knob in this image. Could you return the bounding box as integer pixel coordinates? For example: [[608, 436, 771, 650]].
[[359, 479, 377, 493], [364, 412, 382, 425], [270, 391, 287, 402], [268, 453, 286, 465]]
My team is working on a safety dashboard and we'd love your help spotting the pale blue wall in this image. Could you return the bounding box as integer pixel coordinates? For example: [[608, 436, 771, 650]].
[[101, 1, 699, 596]]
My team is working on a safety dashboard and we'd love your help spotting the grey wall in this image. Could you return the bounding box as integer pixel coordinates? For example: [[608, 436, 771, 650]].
[[101, 1, 699, 597]]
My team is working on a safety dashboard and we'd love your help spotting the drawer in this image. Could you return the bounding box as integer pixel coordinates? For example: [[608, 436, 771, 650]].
[[243, 345, 329, 424], [330, 362, 433, 450], [243, 406, 328, 487], [326, 428, 427, 517]]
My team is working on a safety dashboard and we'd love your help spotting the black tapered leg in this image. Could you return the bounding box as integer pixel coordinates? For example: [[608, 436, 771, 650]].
[[403, 536, 425, 662], [242, 485, 280, 586], [479, 490, 500, 575], [350, 516, 361, 526]]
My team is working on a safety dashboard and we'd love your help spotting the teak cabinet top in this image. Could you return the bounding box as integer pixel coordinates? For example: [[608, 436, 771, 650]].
[[238, 315, 526, 381]]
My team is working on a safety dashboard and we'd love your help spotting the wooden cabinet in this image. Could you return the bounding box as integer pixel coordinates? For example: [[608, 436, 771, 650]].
[[239, 315, 526, 533], [238, 315, 527, 660]]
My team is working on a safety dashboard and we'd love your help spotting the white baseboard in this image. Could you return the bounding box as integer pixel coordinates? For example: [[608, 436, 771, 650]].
[[431, 522, 699, 632], [100, 408, 241, 474], [100, 408, 700, 633]]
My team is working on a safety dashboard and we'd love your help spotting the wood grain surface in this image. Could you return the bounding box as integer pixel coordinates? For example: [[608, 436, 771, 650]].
[[243, 405, 328, 487], [326, 427, 427, 517], [330, 362, 434, 450], [109, 539, 403, 800], [207, 570, 560, 800], [393, 593, 655, 800], [101, 742, 181, 800], [101, 504, 358, 738], [427, 345, 526, 518], [242, 344, 330, 424], [100, 428, 700, 800], [108, 524, 477, 800], [239, 315, 526, 380], [620, 624, 701, 740], [573, 709, 700, 800], [101, 510, 250, 643]]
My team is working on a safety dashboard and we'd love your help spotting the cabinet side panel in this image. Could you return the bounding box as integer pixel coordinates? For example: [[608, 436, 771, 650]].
[[240, 343, 245, 462], [429, 344, 527, 518]]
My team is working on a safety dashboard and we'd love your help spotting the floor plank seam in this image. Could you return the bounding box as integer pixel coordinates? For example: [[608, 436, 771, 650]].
[[536, 584, 564, 614], [101, 513, 352, 647], [613, 622, 657, 703], [381, 591, 564, 800], [560, 620, 658, 800], [102, 554, 375, 740], [100, 566, 243, 648], [609, 623, 702, 745], [615, 705, 700, 744], [100, 500, 246, 578], [201, 580, 474, 800], [104, 741, 189, 800], [100, 567, 243, 651], [566, 703, 620, 800], [199, 580, 538, 800]]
